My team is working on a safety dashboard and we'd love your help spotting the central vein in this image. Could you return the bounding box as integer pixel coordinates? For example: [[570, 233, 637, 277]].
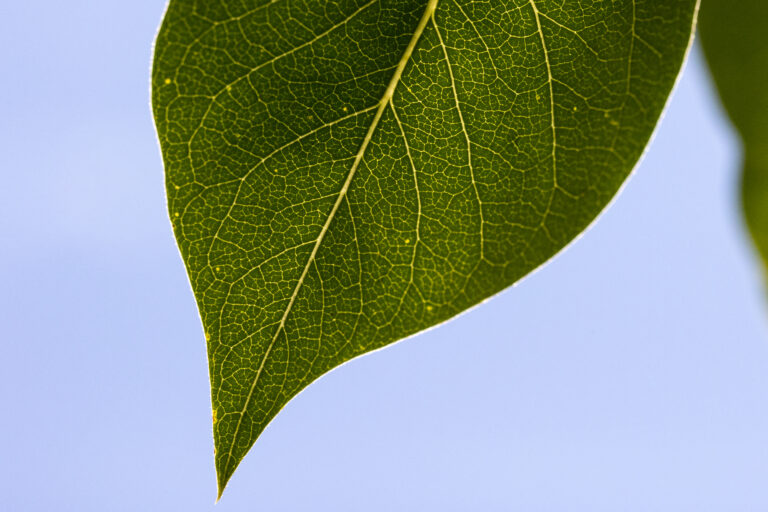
[[223, 0, 440, 476]]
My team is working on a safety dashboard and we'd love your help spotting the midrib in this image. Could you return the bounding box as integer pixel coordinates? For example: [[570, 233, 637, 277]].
[[222, 0, 440, 478]]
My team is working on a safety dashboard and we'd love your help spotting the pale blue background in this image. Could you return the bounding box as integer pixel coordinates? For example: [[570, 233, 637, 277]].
[[1, 2, 767, 510]]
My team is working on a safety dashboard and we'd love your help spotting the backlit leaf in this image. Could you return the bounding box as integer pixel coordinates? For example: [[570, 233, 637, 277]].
[[152, 0, 699, 496]]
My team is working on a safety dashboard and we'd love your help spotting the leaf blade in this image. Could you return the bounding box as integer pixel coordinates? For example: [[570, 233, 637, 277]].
[[152, 0, 699, 495]]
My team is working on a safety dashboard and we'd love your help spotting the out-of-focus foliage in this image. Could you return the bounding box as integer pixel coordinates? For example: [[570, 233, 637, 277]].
[[700, 0, 768, 270]]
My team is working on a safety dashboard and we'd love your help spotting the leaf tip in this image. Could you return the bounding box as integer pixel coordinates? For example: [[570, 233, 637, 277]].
[[214, 449, 238, 502], [215, 467, 231, 502]]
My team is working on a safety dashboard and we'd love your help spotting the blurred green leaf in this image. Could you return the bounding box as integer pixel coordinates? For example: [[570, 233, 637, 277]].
[[152, 0, 698, 496], [700, 0, 768, 271]]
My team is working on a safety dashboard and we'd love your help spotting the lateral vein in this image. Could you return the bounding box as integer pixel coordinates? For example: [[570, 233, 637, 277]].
[[432, 13, 485, 260], [529, 0, 560, 237]]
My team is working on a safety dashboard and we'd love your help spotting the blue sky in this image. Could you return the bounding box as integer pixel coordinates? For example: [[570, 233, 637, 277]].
[[1, 1, 767, 510]]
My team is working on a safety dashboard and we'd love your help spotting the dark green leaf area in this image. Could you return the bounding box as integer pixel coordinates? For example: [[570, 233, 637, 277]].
[[152, 0, 698, 495], [700, 0, 768, 269]]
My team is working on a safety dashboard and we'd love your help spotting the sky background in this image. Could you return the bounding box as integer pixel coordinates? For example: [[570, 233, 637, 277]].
[[2, 1, 768, 510]]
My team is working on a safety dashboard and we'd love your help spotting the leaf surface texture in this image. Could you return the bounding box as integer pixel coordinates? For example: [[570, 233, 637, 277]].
[[152, 0, 698, 495]]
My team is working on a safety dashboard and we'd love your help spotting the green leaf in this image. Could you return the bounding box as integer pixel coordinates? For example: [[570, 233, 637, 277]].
[[152, 0, 698, 496], [700, 0, 768, 271]]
